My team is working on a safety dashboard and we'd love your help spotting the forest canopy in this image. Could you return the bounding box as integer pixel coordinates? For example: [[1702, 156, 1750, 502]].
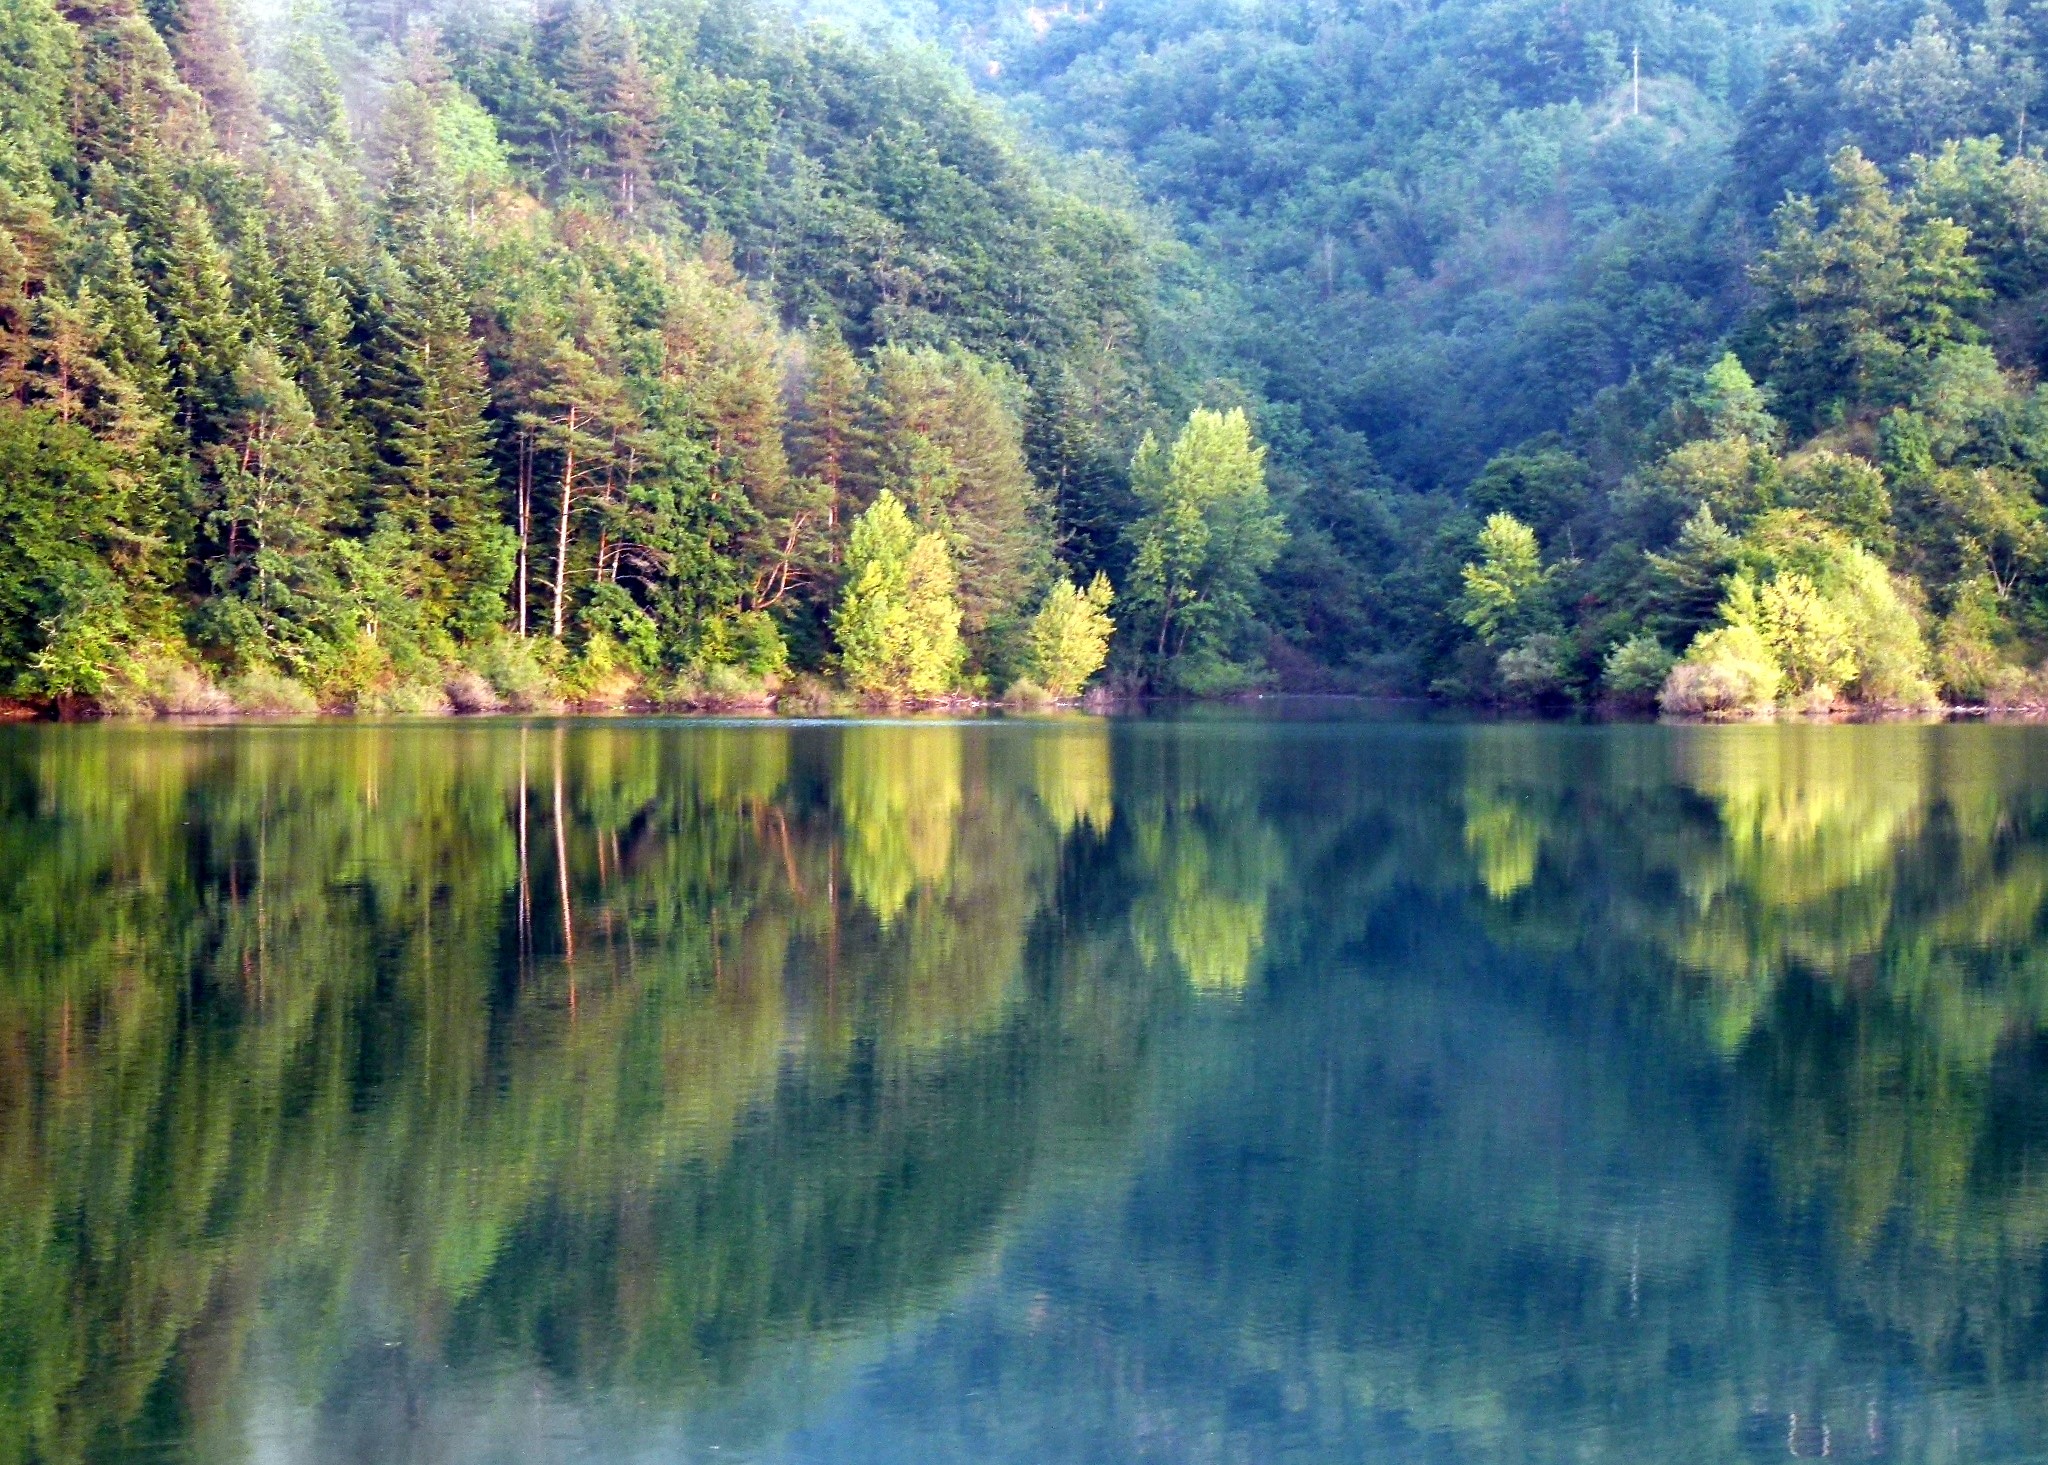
[[16, 0, 2048, 711]]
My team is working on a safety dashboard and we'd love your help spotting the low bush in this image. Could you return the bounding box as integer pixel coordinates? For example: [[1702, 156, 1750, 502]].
[[230, 669, 319, 716], [1659, 624, 1782, 717], [104, 653, 234, 716], [357, 680, 453, 716], [443, 669, 504, 714], [1003, 678, 1054, 709], [1602, 634, 1675, 708]]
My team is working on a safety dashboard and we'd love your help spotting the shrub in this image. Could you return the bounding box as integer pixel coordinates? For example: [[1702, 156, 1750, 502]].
[[104, 652, 234, 716], [444, 668, 504, 714], [1496, 633, 1569, 703], [559, 632, 643, 706], [230, 668, 319, 716], [1602, 633, 1675, 707], [777, 674, 846, 715], [1660, 623, 1782, 717], [700, 665, 775, 709], [1165, 649, 1264, 697], [357, 680, 453, 715], [697, 610, 790, 679], [472, 637, 561, 712], [1933, 576, 2010, 705], [1003, 678, 1054, 709]]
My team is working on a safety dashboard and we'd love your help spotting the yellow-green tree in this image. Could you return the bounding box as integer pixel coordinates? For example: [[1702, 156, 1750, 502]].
[[1024, 573, 1115, 697], [832, 490, 963, 698], [1457, 512, 1550, 645]]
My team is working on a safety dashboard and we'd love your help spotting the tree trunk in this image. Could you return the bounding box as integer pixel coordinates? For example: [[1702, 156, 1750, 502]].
[[553, 405, 577, 641], [516, 432, 533, 638]]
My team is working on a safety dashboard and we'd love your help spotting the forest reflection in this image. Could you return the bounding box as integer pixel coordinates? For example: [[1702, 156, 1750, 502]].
[[0, 718, 1175, 1463], [1455, 724, 2048, 1423], [6, 718, 2048, 1462]]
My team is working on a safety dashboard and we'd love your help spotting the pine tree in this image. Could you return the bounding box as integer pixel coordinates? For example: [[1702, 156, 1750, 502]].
[[165, 0, 259, 152], [787, 324, 869, 552], [497, 281, 636, 642], [143, 196, 244, 441], [204, 342, 346, 669], [606, 25, 661, 218], [369, 253, 509, 642]]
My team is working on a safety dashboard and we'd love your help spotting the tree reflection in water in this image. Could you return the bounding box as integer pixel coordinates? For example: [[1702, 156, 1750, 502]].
[[5, 717, 2048, 1462]]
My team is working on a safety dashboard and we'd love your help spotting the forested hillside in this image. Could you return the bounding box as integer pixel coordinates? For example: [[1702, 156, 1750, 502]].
[[0, 0, 1273, 712], [19, 0, 2048, 712], [885, 0, 2048, 710]]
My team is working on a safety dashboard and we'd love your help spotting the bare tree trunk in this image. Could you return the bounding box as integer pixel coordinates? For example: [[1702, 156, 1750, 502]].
[[516, 432, 533, 639], [553, 405, 578, 641]]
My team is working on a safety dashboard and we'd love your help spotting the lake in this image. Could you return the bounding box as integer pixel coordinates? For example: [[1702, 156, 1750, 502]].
[[4, 711, 2048, 1463]]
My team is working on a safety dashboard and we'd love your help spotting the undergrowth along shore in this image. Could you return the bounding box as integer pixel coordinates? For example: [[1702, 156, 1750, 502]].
[[0, 646, 1110, 721]]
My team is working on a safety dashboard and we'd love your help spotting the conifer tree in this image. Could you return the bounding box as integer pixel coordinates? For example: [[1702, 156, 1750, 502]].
[[146, 197, 244, 439], [204, 343, 346, 669], [369, 253, 509, 641], [788, 325, 869, 553], [606, 24, 661, 218]]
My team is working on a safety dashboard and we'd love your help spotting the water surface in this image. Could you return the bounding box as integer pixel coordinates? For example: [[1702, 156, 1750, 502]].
[[5, 714, 2048, 1462]]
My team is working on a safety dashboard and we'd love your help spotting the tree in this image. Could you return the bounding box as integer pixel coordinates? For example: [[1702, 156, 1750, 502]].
[[1458, 512, 1549, 645], [365, 252, 511, 643], [1124, 407, 1284, 677], [1025, 573, 1114, 697], [202, 344, 347, 671], [868, 346, 1048, 670], [1696, 354, 1778, 444], [0, 406, 128, 691], [833, 490, 962, 698], [1751, 148, 1986, 428]]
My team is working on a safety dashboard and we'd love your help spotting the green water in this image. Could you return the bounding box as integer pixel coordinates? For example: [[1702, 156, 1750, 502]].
[[4, 713, 2048, 1462]]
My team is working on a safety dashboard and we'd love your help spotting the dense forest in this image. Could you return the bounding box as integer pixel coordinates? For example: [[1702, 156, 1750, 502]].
[[16, 0, 2048, 710], [899, 0, 2048, 711], [0, 0, 1221, 711]]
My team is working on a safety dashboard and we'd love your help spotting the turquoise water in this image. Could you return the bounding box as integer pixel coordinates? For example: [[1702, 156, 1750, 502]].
[[5, 713, 2048, 1462]]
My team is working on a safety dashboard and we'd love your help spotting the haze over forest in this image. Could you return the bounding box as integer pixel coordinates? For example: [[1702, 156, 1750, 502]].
[[8, 0, 2048, 713]]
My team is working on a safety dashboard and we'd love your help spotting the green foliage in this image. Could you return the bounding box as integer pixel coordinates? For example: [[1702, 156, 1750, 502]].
[[1125, 407, 1285, 685], [1025, 573, 1114, 698], [1496, 633, 1570, 705], [0, 407, 130, 695], [0, 0, 1185, 711], [833, 491, 964, 699], [16, 0, 2048, 711], [1660, 621, 1784, 717], [1602, 634, 1676, 706], [1933, 574, 2013, 704], [1458, 513, 1550, 647]]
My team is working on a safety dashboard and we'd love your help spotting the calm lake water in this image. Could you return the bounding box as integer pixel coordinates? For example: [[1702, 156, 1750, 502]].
[[6, 711, 2048, 1463]]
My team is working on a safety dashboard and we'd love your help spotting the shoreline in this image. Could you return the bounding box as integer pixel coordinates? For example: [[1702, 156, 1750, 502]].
[[12, 689, 2048, 726]]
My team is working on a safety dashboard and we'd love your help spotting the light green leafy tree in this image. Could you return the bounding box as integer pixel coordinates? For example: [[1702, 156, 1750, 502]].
[[833, 490, 963, 698], [1458, 512, 1550, 645], [1125, 407, 1285, 676], [1025, 574, 1115, 697]]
